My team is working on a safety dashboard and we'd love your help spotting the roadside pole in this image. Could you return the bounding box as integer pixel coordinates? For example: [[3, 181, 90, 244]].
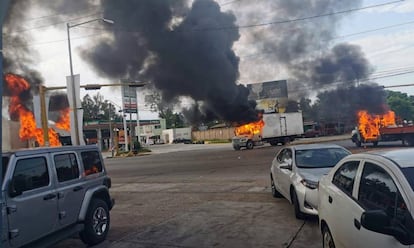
[[1, 0, 11, 239]]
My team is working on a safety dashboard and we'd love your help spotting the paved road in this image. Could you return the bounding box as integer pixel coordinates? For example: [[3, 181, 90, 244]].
[[57, 136, 406, 248]]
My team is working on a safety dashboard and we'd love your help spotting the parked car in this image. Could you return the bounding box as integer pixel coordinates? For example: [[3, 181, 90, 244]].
[[1, 145, 115, 247], [270, 144, 350, 219], [318, 149, 414, 248]]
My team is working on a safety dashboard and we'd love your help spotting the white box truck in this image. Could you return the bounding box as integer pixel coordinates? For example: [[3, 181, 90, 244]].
[[232, 112, 304, 150]]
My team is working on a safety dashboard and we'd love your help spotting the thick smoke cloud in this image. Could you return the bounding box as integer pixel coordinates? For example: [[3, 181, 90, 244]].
[[79, 0, 259, 124], [316, 84, 388, 125], [5, 0, 390, 125], [292, 44, 373, 89]]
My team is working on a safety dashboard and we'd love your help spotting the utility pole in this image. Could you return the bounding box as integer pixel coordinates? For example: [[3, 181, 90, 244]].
[[1, 0, 11, 239]]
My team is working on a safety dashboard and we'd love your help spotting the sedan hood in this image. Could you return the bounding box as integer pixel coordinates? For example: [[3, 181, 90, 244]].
[[296, 167, 332, 182]]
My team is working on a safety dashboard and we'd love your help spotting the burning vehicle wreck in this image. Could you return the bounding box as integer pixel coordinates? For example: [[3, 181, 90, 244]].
[[3, 73, 72, 148], [232, 112, 304, 150], [352, 110, 414, 147]]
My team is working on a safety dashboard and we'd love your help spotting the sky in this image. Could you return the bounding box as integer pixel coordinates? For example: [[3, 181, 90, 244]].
[[4, 0, 414, 121]]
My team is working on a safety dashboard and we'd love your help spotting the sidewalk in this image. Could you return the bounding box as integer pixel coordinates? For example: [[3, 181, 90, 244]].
[[291, 134, 350, 145]]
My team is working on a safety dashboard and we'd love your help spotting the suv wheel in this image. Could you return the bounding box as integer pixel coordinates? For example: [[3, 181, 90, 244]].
[[322, 226, 335, 248], [80, 199, 110, 246]]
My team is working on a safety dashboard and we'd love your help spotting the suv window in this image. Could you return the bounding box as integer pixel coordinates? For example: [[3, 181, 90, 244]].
[[13, 157, 49, 193], [81, 151, 103, 176], [2, 155, 10, 180], [332, 161, 359, 195], [54, 153, 79, 182]]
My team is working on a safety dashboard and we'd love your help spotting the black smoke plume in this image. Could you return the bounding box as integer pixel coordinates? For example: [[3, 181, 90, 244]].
[[316, 84, 388, 125], [79, 0, 258, 124], [6, 0, 390, 125]]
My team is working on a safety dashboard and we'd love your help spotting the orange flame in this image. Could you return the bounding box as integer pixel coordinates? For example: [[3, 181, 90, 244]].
[[5, 73, 61, 147], [235, 119, 265, 136], [357, 110, 396, 141], [55, 108, 71, 131]]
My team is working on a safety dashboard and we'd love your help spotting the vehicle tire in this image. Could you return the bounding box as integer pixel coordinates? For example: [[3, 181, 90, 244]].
[[270, 174, 283, 198], [269, 141, 278, 146], [405, 137, 414, 146], [233, 145, 241, 151], [246, 140, 254, 150], [80, 198, 110, 246], [322, 225, 336, 248], [291, 189, 305, 219]]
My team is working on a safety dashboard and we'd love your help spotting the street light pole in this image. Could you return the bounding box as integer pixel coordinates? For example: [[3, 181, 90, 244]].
[[66, 18, 114, 146], [1, 0, 11, 238], [66, 23, 80, 146], [108, 103, 114, 157]]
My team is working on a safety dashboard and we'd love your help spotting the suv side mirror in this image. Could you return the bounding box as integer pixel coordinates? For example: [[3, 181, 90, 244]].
[[361, 210, 412, 245]]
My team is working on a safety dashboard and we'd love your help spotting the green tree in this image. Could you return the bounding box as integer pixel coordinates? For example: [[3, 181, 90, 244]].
[[299, 97, 320, 122], [386, 90, 414, 120], [144, 90, 186, 128], [81, 93, 121, 123]]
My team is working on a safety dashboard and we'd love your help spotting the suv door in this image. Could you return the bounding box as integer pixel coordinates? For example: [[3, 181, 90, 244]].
[[53, 152, 85, 227], [6, 155, 58, 247]]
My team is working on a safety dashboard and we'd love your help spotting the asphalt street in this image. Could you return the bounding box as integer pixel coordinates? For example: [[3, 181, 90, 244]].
[[55, 136, 405, 248]]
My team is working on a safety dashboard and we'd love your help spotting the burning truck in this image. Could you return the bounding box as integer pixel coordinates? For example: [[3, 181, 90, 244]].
[[232, 112, 304, 150], [351, 110, 414, 147], [4, 73, 71, 148]]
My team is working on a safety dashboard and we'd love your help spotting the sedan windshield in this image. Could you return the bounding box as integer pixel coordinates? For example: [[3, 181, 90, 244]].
[[295, 148, 350, 168], [401, 167, 414, 192]]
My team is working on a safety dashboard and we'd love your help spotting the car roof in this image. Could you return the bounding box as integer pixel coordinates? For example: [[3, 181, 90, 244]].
[[359, 149, 414, 169], [288, 143, 348, 151], [2, 145, 100, 157]]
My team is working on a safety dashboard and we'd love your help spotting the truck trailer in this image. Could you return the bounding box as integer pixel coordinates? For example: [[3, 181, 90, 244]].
[[232, 112, 304, 150]]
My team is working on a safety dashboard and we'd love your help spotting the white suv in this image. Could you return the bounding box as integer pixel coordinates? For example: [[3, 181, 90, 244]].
[[318, 149, 414, 248]]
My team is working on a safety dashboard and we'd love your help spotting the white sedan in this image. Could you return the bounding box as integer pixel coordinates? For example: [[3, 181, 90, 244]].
[[270, 144, 350, 219], [318, 149, 414, 248]]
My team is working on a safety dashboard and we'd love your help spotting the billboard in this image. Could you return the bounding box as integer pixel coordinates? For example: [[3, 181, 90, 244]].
[[247, 80, 288, 113], [122, 86, 138, 113]]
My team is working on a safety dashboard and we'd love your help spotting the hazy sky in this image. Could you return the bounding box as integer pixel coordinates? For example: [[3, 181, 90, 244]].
[[5, 0, 414, 120]]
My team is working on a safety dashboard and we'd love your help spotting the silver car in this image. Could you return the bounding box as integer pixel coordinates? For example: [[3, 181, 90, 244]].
[[270, 143, 350, 219]]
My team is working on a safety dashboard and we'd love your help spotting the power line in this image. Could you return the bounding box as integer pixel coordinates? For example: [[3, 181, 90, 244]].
[[188, 0, 404, 31], [4, 32, 105, 48], [239, 19, 414, 59], [219, 0, 242, 6], [5, 12, 103, 35], [20, 7, 104, 23]]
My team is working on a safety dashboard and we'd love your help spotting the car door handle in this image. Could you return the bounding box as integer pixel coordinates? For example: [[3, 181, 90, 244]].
[[354, 219, 361, 230], [73, 186, 84, 192], [328, 196, 333, 204], [43, 193, 57, 200]]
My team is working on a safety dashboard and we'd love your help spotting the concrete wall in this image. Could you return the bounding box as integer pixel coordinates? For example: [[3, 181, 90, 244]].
[[192, 127, 235, 141]]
